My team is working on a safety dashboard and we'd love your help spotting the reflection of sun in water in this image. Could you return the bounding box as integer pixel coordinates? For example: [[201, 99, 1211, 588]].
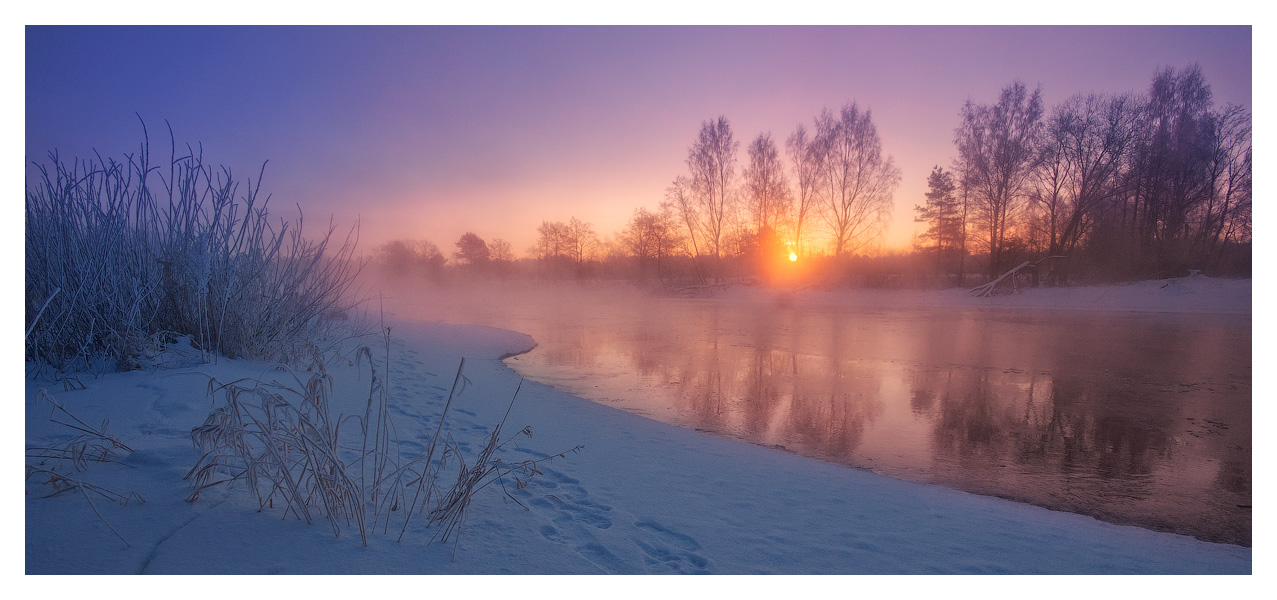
[[789, 251, 798, 262]]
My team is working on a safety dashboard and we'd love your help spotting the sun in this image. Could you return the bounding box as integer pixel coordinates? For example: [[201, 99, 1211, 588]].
[[788, 251, 798, 262]]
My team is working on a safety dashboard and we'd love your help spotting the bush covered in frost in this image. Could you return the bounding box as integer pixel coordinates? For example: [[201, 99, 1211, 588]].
[[25, 123, 360, 376]]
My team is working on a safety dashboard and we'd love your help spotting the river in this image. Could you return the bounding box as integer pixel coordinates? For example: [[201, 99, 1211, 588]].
[[395, 281, 1251, 546]]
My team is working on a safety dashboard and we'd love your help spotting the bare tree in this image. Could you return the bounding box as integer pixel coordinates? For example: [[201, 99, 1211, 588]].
[[1195, 103, 1251, 264], [1126, 64, 1218, 272], [812, 102, 901, 258], [531, 220, 567, 262], [489, 238, 514, 263], [1041, 93, 1140, 282], [661, 175, 706, 282], [955, 81, 1045, 279], [414, 240, 447, 277], [686, 116, 739, 263], [620, 206, 683, 278], [531, 218, 598, 277], [743, 132, 791, 235], [785, 123, 819, 258], [566, 217, 598, 270]]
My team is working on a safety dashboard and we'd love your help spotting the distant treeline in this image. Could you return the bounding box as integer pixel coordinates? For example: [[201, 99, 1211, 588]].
[[375, 63, 1250, 288]]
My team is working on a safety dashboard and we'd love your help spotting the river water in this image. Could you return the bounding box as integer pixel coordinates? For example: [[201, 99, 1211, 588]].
[[400, 283, 1251, 546]]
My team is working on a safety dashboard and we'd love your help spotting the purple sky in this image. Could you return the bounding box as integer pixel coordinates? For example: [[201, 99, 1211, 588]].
[[25, 26, 1252, 256]]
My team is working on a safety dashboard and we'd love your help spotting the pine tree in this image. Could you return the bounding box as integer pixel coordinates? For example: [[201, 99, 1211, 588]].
[[914, 166, 962, 256]]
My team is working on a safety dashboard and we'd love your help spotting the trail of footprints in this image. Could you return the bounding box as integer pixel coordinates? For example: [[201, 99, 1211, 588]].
[[390, 349, 709, 573], [513, 452, 711, 574]]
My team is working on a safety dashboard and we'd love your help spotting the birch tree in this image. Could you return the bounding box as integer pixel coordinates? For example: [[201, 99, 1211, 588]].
[[686, 116, 739, 262], [812, 102, 901, 258], [661, 175, 706, 282], [785, 123, 819, 258], [742, 132, 791, 235]]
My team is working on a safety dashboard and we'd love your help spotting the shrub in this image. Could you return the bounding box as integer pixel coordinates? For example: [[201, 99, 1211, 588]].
[[25, 120, 361, 377]]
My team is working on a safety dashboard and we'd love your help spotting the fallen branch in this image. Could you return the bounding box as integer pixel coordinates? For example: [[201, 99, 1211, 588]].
[[969, 261, 1032, 297]]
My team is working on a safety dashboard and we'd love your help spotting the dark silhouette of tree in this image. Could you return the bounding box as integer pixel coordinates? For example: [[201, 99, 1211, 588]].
[[375, 239, 445, 279], [487, 238, 514, 278], [914, 166, 963, 281], [1033, 93, 1140, 283], [813, 102, 901, 258], [1129, 65, 1216, 272], [489, 238, 514, 263], [1195, 103, 1251, 266], [566, 217, 598, 270], [531, 217, 598, 278], [662, 175, 707, 282], [531, 220, 570, 272], [955, 81, 1045, 280], [453, 232, 490, 268], [743, 132, 791, 235], [686, 116, 739, 264], [620, 206, 683, 279], [376, 240, 417, 276], [785, 123, 819, 259], [1120, 64, 1251, 274]]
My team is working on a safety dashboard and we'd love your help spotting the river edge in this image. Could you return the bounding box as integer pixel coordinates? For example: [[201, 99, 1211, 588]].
[[24, 279, 1255, 575]]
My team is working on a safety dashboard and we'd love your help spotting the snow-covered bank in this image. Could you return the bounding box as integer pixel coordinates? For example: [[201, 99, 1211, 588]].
[[25, 316, 1250, 575]]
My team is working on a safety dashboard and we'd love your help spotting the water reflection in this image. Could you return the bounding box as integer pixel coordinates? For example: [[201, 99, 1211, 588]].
[[406, 285, 1251, 546]]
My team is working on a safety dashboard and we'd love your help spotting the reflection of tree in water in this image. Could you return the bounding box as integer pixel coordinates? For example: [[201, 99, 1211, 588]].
[[1034, 376, 1166, 480], [662, 345, 728, 429], [781, 355, 883, 461], [926, 369, 1171, 478], [929, 369, 1010, 461], [786, 392, 869, 460], [739, 349, 787, 437]]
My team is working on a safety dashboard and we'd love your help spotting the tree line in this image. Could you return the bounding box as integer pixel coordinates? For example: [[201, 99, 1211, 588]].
[[375, 63, 1249, 287], [920, 64, 1250, 284]]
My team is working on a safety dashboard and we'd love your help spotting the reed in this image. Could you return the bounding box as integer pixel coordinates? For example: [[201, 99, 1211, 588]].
[[25, 119, 362, 377], [185, 345, 582, 547]]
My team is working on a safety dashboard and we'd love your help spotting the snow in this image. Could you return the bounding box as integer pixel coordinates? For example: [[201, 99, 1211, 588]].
[[20, 277, 1260, 589]]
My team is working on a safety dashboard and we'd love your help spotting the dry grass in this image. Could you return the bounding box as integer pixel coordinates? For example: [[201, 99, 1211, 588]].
[[184, 337, 582, 547], [26, 389, 146, 547]]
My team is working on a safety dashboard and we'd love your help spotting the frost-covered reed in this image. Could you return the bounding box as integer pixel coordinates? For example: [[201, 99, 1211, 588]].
[[185, 351, 583, 547], [25, 122, 360, 376]]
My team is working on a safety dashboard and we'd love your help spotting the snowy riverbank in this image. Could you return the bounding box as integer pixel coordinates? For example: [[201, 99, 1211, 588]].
[[25, 284, 1252, 577]]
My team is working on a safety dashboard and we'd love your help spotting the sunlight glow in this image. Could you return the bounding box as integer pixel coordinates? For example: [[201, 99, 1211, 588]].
[[789, 251, 798, 262]]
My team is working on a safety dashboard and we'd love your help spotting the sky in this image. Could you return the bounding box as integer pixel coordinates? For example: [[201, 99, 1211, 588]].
[[23, 24, 1253, 257]]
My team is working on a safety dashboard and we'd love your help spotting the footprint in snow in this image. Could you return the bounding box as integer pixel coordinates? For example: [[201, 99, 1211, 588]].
[[573, 542, 629, 574], [632, 520, 710, 574]]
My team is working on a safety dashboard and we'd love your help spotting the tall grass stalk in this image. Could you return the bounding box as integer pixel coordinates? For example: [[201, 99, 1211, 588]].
[[185, 353, 582, 547]]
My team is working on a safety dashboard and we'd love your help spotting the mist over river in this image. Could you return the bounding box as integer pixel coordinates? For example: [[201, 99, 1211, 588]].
[[387, 281, 1251, 546]]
